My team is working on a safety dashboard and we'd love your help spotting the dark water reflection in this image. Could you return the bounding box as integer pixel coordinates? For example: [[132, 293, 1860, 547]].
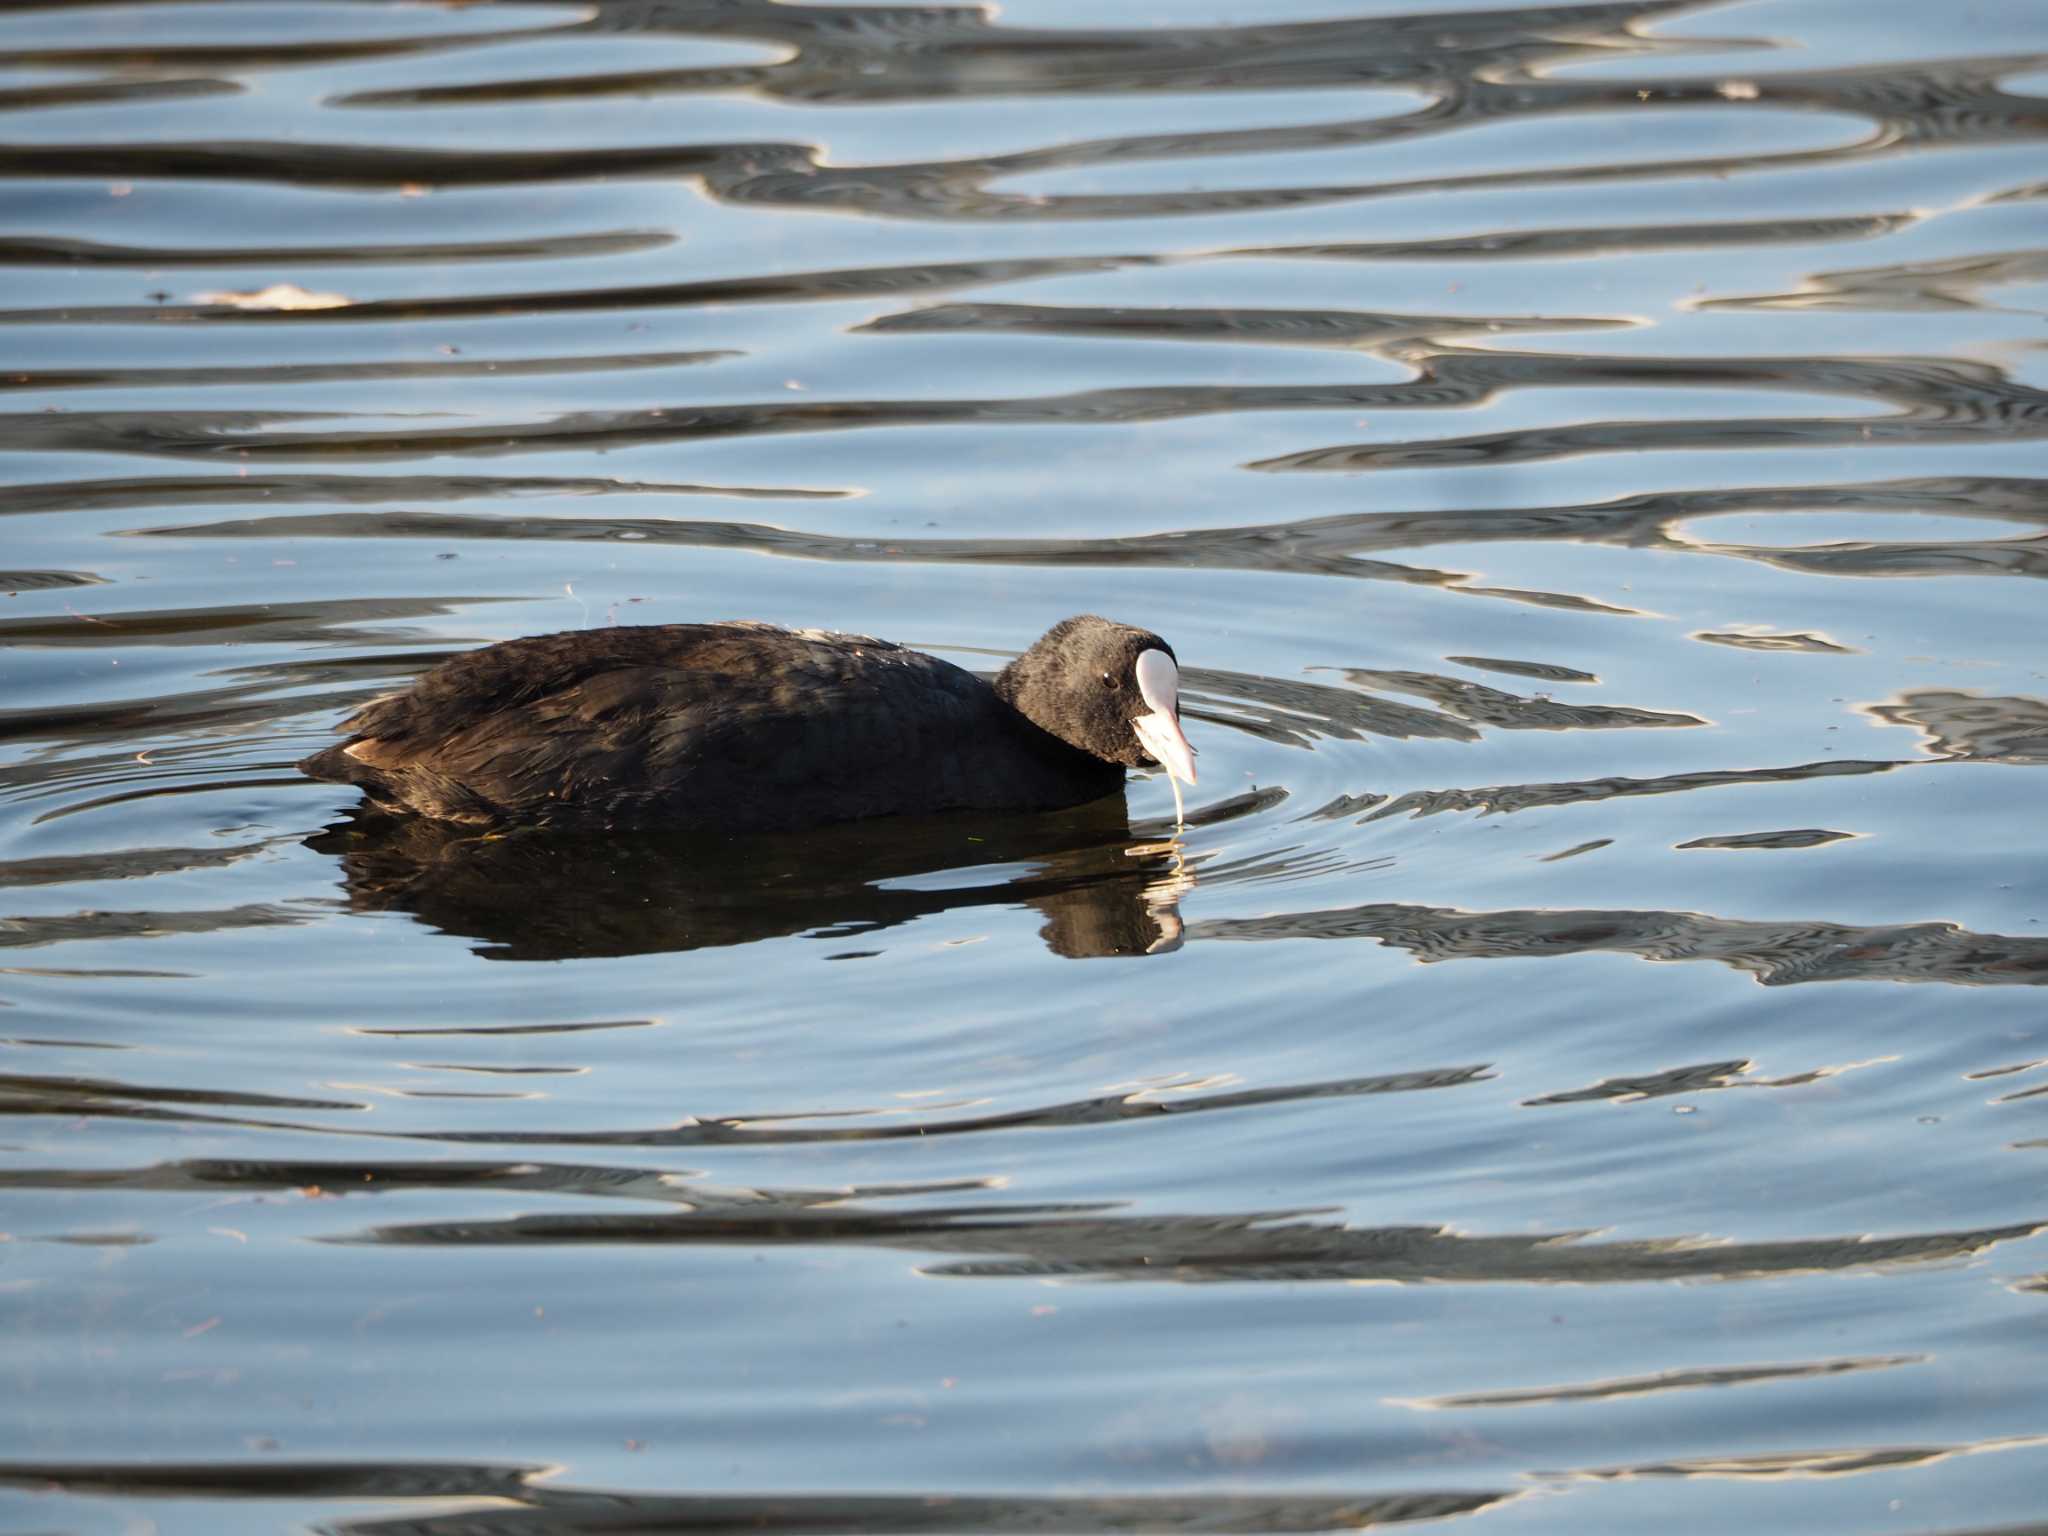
[[4, 0, 2048, 1532], [9, 349, 2044, 465], [0, 1467, 1514, 1536], [309, 800, 1196, 960]]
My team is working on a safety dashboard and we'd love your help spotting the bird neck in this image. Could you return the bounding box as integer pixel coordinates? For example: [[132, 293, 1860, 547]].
[[991, 658, 1027, 709], [991, 660, 1118, 782]]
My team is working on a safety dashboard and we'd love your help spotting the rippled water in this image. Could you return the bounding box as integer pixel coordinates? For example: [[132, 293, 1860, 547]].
[[4, 1, 2048, 1531]]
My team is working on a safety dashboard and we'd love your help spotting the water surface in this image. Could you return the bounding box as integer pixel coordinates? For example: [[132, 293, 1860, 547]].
[[3, 1, 2047, 1532]]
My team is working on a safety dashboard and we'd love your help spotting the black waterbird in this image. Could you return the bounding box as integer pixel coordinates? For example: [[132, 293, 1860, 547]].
[[299, 615, 1197, 832]]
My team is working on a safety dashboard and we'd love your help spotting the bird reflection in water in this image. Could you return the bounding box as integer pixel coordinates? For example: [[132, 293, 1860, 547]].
[[307, 797, 1193, 961]]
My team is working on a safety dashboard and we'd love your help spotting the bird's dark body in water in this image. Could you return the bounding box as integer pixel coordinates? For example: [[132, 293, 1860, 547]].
[[299, 615, 1196, 832]]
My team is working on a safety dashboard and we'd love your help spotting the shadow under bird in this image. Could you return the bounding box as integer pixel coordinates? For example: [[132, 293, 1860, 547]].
[[308, 796, 1192, 960], [299, 614, 1197, 832]]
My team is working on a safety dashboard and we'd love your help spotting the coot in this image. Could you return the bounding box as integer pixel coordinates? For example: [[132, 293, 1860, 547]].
[[299, 615, 1197, 832]]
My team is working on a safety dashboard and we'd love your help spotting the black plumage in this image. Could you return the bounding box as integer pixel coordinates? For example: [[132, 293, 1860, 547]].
[[299, 615, 1192, 832]]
